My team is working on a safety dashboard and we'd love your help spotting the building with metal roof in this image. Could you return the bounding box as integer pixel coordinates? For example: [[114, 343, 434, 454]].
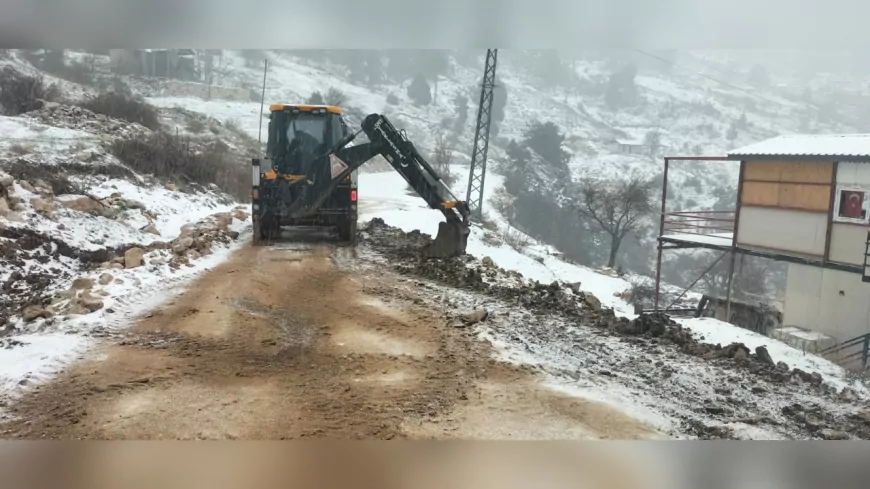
[[652, 135, 870, 371], [728, 133, 870, 162]]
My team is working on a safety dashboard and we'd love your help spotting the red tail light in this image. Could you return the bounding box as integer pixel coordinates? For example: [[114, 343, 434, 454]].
[[350, 190, 357, 202]]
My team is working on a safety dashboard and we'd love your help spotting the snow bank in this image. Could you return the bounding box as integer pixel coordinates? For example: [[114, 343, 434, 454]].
[[0, 334, 91, 403], [85, 177, 239, 241], [67, 218, 251, 333]]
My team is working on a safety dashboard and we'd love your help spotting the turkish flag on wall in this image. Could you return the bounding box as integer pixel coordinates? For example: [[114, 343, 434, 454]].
[[840, 190, 865, 219]]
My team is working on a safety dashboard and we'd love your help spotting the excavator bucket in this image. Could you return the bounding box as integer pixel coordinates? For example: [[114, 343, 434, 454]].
[[424, 219, 470, 258]]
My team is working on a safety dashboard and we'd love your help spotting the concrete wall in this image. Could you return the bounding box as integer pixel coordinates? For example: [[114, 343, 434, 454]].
[[829, 223, 866, 266], [736, 206, 827, 256], [783, 263, 870, 342]]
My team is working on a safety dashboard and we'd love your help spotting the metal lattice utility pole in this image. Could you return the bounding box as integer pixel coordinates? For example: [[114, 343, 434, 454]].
[[465, 49, 498, 222]]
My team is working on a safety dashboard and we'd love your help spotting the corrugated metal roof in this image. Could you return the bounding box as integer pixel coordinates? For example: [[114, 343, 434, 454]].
[[728, 133, 870, 160]]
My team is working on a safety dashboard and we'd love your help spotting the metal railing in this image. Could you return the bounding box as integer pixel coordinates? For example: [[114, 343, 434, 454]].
[[662, 210, 736, 238], [818, 332, 870, 370], [641, 307, 699, 317]]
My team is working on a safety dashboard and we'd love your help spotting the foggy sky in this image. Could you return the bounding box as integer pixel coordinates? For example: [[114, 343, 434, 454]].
[[2, 0, 869, 50]]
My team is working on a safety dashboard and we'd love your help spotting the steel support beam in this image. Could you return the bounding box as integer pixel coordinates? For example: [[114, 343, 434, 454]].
[[465, 49, 498, 222], [653, 157, 670, 310]]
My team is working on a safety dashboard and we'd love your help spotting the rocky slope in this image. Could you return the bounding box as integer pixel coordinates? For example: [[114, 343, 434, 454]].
[[357, 218, 870, 440]]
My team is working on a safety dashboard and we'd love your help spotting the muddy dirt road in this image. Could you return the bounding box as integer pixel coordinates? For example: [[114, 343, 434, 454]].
[[0, 240, 663, 440]]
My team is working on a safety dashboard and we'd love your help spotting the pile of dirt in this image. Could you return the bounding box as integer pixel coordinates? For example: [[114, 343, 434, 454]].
[[361, 218, 436, 259], [22, 101, 150, 140], [360, 218, 864, 407], [362, 218, 584, 315]]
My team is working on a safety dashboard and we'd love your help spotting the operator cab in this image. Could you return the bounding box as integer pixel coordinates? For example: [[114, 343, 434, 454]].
[[266, 104, 349, 175]]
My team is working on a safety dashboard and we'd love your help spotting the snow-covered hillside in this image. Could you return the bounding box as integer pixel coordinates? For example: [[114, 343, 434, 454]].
[[0, 51, 255, 400], [1, 49, 868, 439]]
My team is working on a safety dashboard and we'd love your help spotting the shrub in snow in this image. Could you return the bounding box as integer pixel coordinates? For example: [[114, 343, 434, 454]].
[[324, 87, 347, 106], [109, 133, 249, 201], [20, 49, 97, 86], [186, 118, 206, 133], [499, 226, 532, 252], [306, 91, 325, 105], [0, 66, 61, 116], [79, 92, 161, 131]]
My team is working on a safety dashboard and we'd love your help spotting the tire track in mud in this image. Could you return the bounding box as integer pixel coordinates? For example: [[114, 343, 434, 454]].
[[0, 238, 666, 441], [0, 242, 489, 439]]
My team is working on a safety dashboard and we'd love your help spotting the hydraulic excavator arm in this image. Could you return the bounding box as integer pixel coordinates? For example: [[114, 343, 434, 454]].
[[252, 113, 471, 257]]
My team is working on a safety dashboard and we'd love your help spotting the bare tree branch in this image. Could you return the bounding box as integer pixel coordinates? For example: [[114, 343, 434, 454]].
[[575, 172, 655, 268], [431, 133, 456, 185]]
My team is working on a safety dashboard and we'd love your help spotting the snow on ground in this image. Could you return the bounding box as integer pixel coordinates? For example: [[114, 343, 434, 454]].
[[466, 289, 866, 440], [64, 218, 252, 334], [0, 334, 92, 398], [0, 220, 252, 406], [358, 167, 635, 314], [358, 163, 864, 387], [84, 177, 240, 242], [146, 97, 263, 140], [357, 263, 861, 440], [4, 175, 240, 252], [44, 49, 866, 437], [0, 115, 100, 156], [679, 317, 867, 395], [0, 107, 253, 406]]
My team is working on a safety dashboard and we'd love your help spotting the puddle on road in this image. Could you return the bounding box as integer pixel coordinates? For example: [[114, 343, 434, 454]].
[[115, 391, 156, 417], [229, 298, 318, 354], [354, 369, 416, 385]]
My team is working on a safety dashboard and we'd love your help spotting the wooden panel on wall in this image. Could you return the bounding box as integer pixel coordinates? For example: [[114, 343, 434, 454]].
[[740, 181, 832, 211], [743, 161, 783, 182], [741, 181, 779, 206], [743, 160, 833, 183], [778, 183, 831, 211], [789, 161, 835, 183]]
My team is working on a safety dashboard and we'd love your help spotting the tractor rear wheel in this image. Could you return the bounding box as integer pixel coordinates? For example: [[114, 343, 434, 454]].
[[252, 218, 263, 246], [337, 216, 357, 244]]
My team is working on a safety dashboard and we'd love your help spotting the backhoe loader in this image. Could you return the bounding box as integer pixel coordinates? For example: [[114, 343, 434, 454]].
[[250, 104, 470, 257]]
